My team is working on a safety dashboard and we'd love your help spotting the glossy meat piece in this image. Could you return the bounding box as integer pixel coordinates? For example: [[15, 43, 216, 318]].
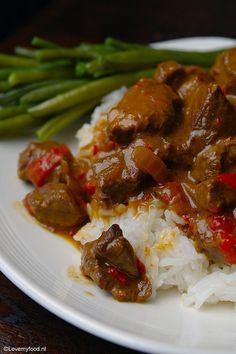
[[25, 183, 87, 228], [167, 82, 236, 166], [192, 83, 235, 135], [154, 60, 185, 86], [18, 141, 59, 181], [154, 61, 212, 96], [93, 134, 171, 202], [93, 147, 142, 203], [81, 240, 115, 290], [18, 141, 72, 186], [212, 48, 236, 101], [195, 177, 236, 212], [177, 68, 212, 100], [46, 159, 70, 184], [111, 274, 151, 302], [81, 225, 152, 302], [154, 60, 213, 99], [94, 224, 139, 277], [107, 78, 180, 144], [191, 138, 236, 182], [184, 66, 213, 80]]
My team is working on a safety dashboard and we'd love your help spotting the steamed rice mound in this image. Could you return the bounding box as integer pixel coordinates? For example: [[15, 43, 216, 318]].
[[74, 89, 236, 309]]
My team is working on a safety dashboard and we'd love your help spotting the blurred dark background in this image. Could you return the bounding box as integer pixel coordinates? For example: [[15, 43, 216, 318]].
[[1, 1, 236, 354], [0, 0, 236, 51]]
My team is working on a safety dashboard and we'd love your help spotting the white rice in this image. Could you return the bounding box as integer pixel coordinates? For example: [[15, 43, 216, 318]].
[[74, 88, 236, 309]]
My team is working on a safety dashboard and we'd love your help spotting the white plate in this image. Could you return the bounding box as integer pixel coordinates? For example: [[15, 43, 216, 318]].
[[1, 37, 236, 354]]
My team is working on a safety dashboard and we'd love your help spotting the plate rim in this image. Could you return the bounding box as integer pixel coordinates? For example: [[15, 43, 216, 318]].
[[1, 250, 232, 354]]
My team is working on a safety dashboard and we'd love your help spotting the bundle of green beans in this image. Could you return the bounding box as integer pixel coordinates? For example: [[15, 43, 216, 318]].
[[0, 36, 223, 140]]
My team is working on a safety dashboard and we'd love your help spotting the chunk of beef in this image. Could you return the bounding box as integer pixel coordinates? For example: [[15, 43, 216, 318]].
[[93, 135, 170, 203], [18, 141, 72, 186], [154, 61, 212, 96], [184, 66, 213, 81], [94, 224, 139, 277], [93, 146, 142, 203], [18, 141, 59, 180], [25, 183, 87, 229], [192, 83, 236, 137], [212, 48, 236, 102], [166, 82, 236, 166], [191, 138, 236, 182], [81, 224, 152, 302], [154, 60, 185, 86], [177, 68, 212, 100], [195, 177, 236, 212], [107, 78, 180, 144], [81, 240, 115, 291]]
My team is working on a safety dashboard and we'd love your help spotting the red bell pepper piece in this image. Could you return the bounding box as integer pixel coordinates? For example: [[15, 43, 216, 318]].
[[82, 182, 96, 196], [27, 144, 72, 187], [215, 173, 236, 190], [136, 257, 146, 274], [208, 213, 236, 264], [92, 144, 99, 156], [77, 171, 86, 180], [219, 232, 236, 265], [220, 233, 236, 253], [208, 214, 236, 234], [106, 265, 128, 285]]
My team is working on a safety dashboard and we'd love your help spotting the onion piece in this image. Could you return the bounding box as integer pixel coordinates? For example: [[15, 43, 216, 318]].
[[132, 145, 169, 182]]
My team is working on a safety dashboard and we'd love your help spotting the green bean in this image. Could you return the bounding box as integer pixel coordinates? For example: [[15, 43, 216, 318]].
[[36, 43, 119, 62], [37, 60, 72, 70], [9, 65, 74, 86], [1, 66, 42, 83], [28, 69, 154, 118], [20, 79, 90, 104], [78, 43, 98, 50], [77, 42, 118, 55], [0, 68, 23, 80], [37, 98, 101, 140], [86, 48, 223, 76], [0, 105, 28, 120], [36, 48, 95, 61], [75, 60, 115, 78], [0, 113, 40, 136], [9, 69, 74, 86], [8, 60, 72, 86], [15, 47, 36, 58], [10, 59, 71, 73], [75, 62, 89, 77], [0, 68, 14, 80], [85, 55, 127, 77], [0, 80, 59, 105], [104, 37, 145, 50], [0, 67, 36, 81], [31, 36, 61, 49], [0, 53, 37, 68], [86, 54, 125, 77], [0, 81, 12, 93]]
